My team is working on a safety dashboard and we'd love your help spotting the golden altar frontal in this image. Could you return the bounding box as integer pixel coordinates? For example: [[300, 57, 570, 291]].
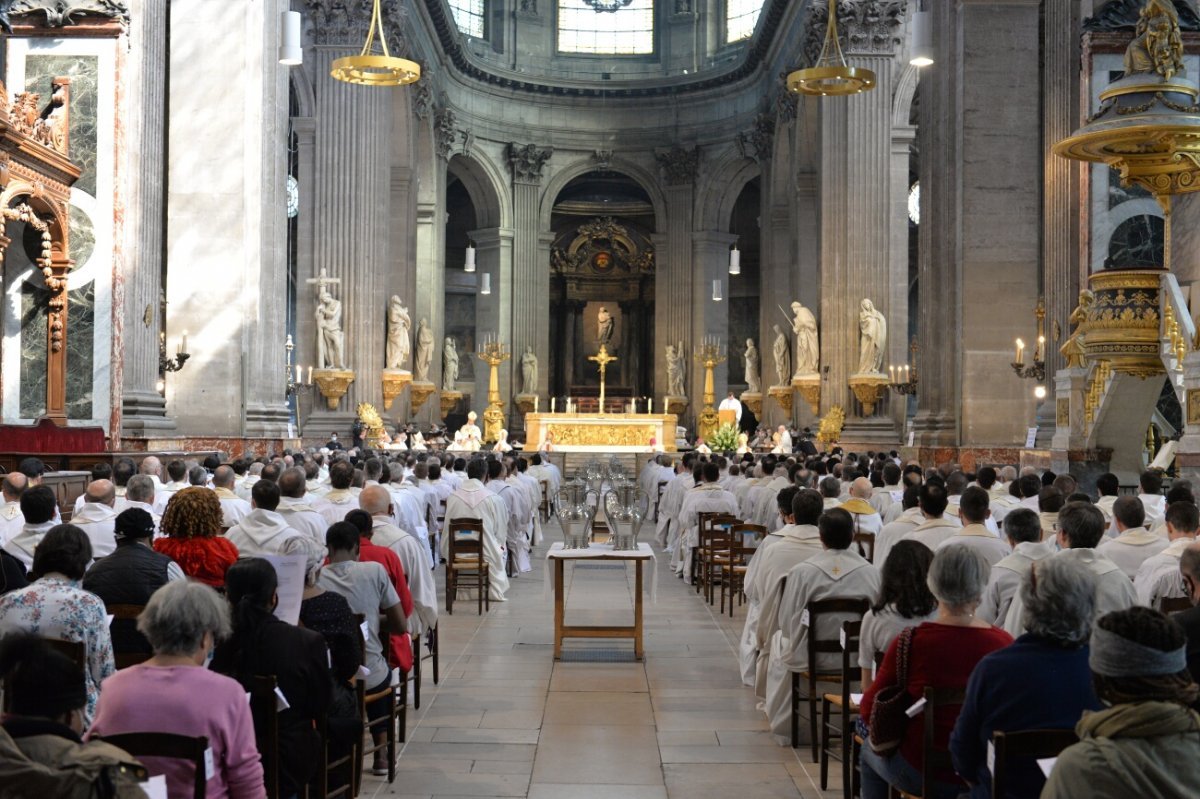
[[525, 413, 678, 452]]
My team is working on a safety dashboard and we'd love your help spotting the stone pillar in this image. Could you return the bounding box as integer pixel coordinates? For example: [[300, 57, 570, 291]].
[[888, 123, 915, 437], [816, 3, 902, 442], [655, 146, 699, 415], [386, 162, 416, 422], [118, 0, 175, 440], [411, 97, 443, 427], [470, 226, 515, 413], [692, 231, 738, 402], [506, 143, 552, 411]]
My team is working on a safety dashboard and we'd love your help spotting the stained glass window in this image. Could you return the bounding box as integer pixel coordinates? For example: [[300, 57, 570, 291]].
[[449, 0, 486, 38], [725, 0, 762, 42], [557, 0, 654, 55]]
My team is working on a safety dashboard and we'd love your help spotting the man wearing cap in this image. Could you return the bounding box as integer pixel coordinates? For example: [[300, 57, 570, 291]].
[[70, 479, 120, 558], [0, 473, 27, 546], [82, 508, 183, 657]]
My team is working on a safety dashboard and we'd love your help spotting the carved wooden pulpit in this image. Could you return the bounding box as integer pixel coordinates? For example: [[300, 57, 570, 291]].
[[0, 76, 81, 426]]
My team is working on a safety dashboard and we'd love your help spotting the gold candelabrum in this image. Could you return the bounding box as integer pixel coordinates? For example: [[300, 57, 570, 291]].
[[888, 338, 920, 396], [693, 337, 727, 440], [1011, 298, 1047, 384], [477, 334, 510, 443]]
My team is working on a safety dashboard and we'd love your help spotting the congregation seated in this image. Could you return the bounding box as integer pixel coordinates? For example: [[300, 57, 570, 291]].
[[839, 477, 883, 536], [3, 485, 59, 570], [225, 478, 324, 560], [210, 558, 332, 797], [0, 634, 146, 796], [674, 461, 739, 583], [976, 508, 1055, 627], [1134, 500, 1198, 609], [1037, 486, 1064, 540], [902, 483, 962, 552], [1096, 495, 1166, 579], [858, 546, 1012, 799], [275, 467, 329, 550], [212, 464, 252, 528], [950, 556, 1101, 799], [859, 540, 937, 690], [1042, 607, 1200, 798], [0, 524, 114, 726], [69, 479, 119, 559], [121, 475, 161, 532], [88, 579, 265, 797], [936, 486, 1009, 566], [0, 472, 28, 545], [442, 460, 511, 602], [153, 487, 239, 588], [876, 484, 922, 551], [344, 512, 414, 672], [360, 487, 438, 630], [82, 508, 184, 658]]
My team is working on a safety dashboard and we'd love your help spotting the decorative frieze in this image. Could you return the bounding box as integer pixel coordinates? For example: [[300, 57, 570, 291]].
[[655, 145, 699, 186], [507, 142, 553, 183]]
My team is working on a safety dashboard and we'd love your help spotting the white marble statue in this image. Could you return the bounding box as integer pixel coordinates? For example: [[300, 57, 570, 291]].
[[386, 295, 411, 369], [744, 339, 761, 393], [316, 287, 345, 370], [597, 306, 614, 346], [791, 301, 819, 376], [520, 346, 538, 394], [772, 324, 790, 386], [857, 298, 887, 374], [442, 337, 459, 392], [414, 318, 434, 381], [666, 341, 686, 397]]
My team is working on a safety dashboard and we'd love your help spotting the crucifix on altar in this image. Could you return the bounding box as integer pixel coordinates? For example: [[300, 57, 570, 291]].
[[587, 344, 618, 413]]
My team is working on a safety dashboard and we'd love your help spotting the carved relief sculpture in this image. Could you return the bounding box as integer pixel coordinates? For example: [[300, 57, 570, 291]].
[[791, 300, 819, 376], [386, 295, 411, 369], [1124, 0, 1184, 79], [597, 305, 614, 346], [414, 317, 434, 381], [507, 142, 553, 183], [442, 337, 459, 392], [316, 287, 346, 370], [772, 324, 790, 386], [1060, 290, 1095, 370], [744, 339, 761, 393], [655, 145, 700, 185], [857, 298, 887, 375]]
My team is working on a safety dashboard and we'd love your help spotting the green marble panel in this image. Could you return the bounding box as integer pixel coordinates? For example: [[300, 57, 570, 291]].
[[68, 203, 94, 268], [25, 54, 98, 196], [18, 279, 94, 419], [19, 281, 47, 418]]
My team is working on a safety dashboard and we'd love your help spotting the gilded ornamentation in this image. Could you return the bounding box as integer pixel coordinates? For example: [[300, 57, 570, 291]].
[[477, 340, 510, 442], [507, 142, 553, 183], [314, 369, 356, 410], [439, 389, 462, 420], [1056, 398, 1070, 428], [655, 145, 700, 185], [550, 216, 654, 275], [767, 384, 793, 415], [848, 374, 889, 416], [1084, 0, 1200, 32], [1188, 389, 1200, 426], [1, 0, 129, 29], [1060, 289, 1095, 369], [356, 402, 387, 447], [409, 380, 435, 412], [381, 369, 411, 411], [739, 391, 763, 417], [816, 405, 846, 450], [433, 106, 456, 161], [1162, 297, 1187, 364], [1081, 270, 1166, 377], [1124, 0, 1185, 81], [544, 423, 661, 448], [1084, 361, 1112, 428], [792, 375, 820, 415]]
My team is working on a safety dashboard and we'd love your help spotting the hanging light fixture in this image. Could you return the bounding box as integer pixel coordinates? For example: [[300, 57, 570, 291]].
[[279, 10, 303, 66], [729, 244, 741, 275], [788, 0, 876, 96], [331, 0, 420, 87], [712, 279, 723, 302], [909, 3, 933, 68], [480, 272, 492, 295], [464, 242, 476, 273]]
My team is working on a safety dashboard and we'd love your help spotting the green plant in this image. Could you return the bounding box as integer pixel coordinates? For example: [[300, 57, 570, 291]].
[[708, 423, 740, 452]]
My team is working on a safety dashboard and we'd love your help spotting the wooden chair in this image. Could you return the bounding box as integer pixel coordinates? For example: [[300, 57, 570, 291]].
[[1161, 596, 1192, 614], [3, 638, 86, 712], [359, 629, 408, 785], [850, 651, 886, 799], [695, 512, 737, 598], [316, 712, 357, 799], [247, 675, 279, 799], [445, 519, 490, 615], [411, 623, 439, 710], [717, 523, 763, 615], [853, 531, 876, 563], [991, 728, 1078, 799], [790, 597, 870, 761], [94, 733, 209, 799], [819, 620, 862, 798], [106, 603, 152, 669], [916, 685, 968, 799]]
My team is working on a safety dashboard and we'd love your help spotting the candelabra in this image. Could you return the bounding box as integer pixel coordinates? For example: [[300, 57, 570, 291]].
[[477, 333, 511, 443], [693, 336, 727, 439], [1011, 299, 1047, 382], [888, 338, 920, 395], [159, 330, 190, 373], [285, 334, 313, 398]]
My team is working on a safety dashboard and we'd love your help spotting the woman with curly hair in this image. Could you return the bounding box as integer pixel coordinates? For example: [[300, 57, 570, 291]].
[[1042, 606, 1200, 798], [154, 486, 238, 587], [859, 540, 938, 689]]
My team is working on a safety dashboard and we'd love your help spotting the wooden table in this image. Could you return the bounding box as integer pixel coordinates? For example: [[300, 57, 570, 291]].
[[547, 543, 656, 661]]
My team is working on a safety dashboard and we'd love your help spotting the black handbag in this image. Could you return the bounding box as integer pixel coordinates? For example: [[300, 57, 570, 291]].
[[867, 625, 916, 755]]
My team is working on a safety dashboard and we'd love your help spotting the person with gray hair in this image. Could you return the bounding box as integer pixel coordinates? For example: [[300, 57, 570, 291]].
[[122, 474, 160, 531], [858, 545, 1013, 799], [950, 556, 1102, 798], [89, 580, 267, 797], [1042, 606, 1200, 799]]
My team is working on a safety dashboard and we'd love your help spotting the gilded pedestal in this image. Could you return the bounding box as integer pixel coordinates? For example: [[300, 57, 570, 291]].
[[313, 369, 355, 411], [380, 369, 412, 411], [791, 375, 820, 415], [439, 390, 463, 420], [1081, 269, 1166, 379], [477, 341, 511, 444], [515, 393, 538, 416], [409, 380, 435, 413], [767, 384, 793, 415], [739, 391, 763, 417], [665, 396, 689, 417], [848, 374, 889, 416]]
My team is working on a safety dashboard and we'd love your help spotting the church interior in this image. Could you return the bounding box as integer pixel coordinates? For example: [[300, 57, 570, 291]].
[[5, 0, 1200, 798]]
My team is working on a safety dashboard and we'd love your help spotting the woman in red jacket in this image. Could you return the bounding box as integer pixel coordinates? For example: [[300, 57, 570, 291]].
[[858, 544, 1012, 799], [154, 487, 239, 587]]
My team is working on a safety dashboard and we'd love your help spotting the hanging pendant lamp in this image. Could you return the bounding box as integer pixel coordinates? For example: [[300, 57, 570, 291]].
[[787, 0, 876, 97], [331, 0, 420, 87]]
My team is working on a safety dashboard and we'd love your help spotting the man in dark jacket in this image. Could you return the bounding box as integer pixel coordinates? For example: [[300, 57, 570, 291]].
[[81, 508, 183, 656]]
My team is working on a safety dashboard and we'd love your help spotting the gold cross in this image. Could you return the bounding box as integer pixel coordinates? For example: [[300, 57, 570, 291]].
[[587, 344, 618, 413]]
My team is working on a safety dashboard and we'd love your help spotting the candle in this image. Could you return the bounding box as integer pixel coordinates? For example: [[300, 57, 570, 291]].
[[295, 365, 301, 384], [551, 397, 556, 413], [180, 330, 188, 354], [889, 365, 896, 382], [1015, 338, 1024, 365], [534, 396, 539, 413], [649, 397, 653, 413], [307, 366, 313, 383], [904, 365, 910, 380], [1035, 335, 1045, 363]]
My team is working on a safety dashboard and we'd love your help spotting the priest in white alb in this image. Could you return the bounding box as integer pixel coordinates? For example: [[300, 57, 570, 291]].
[[443, 459, 511, 601], [674, 462, 739, 582], [718, 391, 742, 425]]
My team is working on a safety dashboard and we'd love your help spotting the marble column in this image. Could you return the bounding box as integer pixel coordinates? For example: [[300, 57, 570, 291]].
[[470, 226, 515, 415], [118, 0, 175, 439], [506, 143, 552, 412], [692, 231, 737, 402], [888, 123, 916, 436], [386, 162, 416, 422], [655, 146, 698, 412], [817, 3, 901, 441], [411, 101, 443, 427]]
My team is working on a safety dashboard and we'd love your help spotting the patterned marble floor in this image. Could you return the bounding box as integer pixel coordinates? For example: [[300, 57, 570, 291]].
[[359, 521, 840, 799]]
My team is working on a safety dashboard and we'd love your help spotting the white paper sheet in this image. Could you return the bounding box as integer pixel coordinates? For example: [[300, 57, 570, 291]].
[[142, 775, 168, 799], [259, 553, 307, 625], [1037, 757, 1057, 778]]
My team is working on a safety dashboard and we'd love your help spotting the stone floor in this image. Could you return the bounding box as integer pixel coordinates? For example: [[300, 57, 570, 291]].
[[358, 523, 841, 799]]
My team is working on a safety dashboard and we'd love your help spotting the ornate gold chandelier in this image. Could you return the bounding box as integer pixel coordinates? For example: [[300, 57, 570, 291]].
[[787, 0, 876, 97], [330, 0, 420, 87]]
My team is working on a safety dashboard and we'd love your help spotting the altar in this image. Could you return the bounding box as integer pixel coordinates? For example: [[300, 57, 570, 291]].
[[525, 412, 678, 452]]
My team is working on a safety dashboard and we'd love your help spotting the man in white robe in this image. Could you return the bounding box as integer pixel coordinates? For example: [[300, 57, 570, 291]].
[[514, 458, 543, 548], [389, 471, 432, 561], [153, 460, 189, 515], [361, 485, 440, 632], [235, 462, 263, 502], [210, 465, 251, 529], [747, 461, 789, 530], [674, 462, 739, 582], [1097, 495, 1168, 579], [0, 473, 27, 546], [528, 453, 560, 520], [1006, 501, 1135, 637], [226, 479, 323, 560], [443, 460, 510, 601], [868, 462, 903, 518], [656, 456, 696, 550], [718, 392, 743, 425], [901, 484, 962, 552], [935, 486, 1010, 567], [3, 485, 59, 569], [314, 461, 360, 526], [1134, 500, 1198, 609], [738, 489, 824, 687], [1137, 471, 1168, 528], [763, 508, 880, 744], [275, 466, 329, 550], [1094, 472, 1121, 534], [70, 479, 119, 559], [489, 459, 531, 574], [977, 508, 1056, 627], [838, 478, 883, 537]]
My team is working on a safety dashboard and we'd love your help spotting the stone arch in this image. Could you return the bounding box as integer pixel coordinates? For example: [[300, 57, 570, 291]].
[[892, 63, 919, 128], [289, 67, 316, 120], [538, 156, 666, 232], [696, 150, 762, 232], [447, 151, 509, 229]]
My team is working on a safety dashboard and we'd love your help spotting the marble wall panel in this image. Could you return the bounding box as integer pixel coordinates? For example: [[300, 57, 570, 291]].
[[25, 55, 98, 196]]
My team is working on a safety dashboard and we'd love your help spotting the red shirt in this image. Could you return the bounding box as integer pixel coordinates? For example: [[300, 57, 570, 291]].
[[859, 621, 1012, 778], [359, 535, 414, 672], [153, 536, 239, 587]]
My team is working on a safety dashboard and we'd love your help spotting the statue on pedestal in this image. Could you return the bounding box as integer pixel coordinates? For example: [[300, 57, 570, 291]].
[[597, 306, 614, 346], [791, 301, 819, 376], [316, 287, 345, 370], [744, 338, 761, 393], [414, 318, 434, 381], [386, 296, 411, 369], [857, 299, 887, 375], [666, 341, 686, 397], [772, 324, 790, 386], [442, 337, 459, 392], [1060, 289, 1094, 370], [521, 346, 538, 394]]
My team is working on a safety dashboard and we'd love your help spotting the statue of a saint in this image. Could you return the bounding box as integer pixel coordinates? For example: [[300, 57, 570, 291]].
[[442, 337, 459, 392], [772, 324, 790, 386], [666, 341, 686, 397], [316, 288, 345, 370], [414, 318, 434, 381], [791, 301, 819, 376], [386, 295, 411, 369], [744, 339, 761, 393], [1124, 0, 1184, 80], [597, 306, 614, 346], [1059, 289, 1095, 370], [857, 299, 887, 375], [520, 346, 538, 393]]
